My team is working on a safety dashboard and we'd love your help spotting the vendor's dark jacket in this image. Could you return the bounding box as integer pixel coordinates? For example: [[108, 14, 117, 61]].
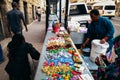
[[5, 42, 40, 77], [86, 16, 114, 52]]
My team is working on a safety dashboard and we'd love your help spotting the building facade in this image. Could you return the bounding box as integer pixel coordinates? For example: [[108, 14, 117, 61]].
[[0, 0, 119, 41], [115, 0, 120, 16], [0, 0, 41, 41]]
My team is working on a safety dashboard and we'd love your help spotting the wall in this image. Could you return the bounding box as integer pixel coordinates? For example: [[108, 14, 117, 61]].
[[0, 0, 41, 40]]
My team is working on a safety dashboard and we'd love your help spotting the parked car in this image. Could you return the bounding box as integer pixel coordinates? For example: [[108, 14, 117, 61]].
[[87, 5, 92, 13], [67, 2, 91, 44], [68, 2, 90, 27], [93, 1, 116, 19]]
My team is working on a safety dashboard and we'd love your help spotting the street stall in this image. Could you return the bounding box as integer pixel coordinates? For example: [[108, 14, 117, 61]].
[[39, 0, 95, 79], [67, 21, 88, 44], [34, 27, 94, 80], [67, 2, 90, 45]]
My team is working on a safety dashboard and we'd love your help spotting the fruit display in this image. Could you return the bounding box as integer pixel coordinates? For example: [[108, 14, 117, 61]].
[[46, 36, 73, 51], [56, 31, 70, 38], [40, 34, 90, 80], [72, 53, 82, 64], [46, 37, 65, 50]]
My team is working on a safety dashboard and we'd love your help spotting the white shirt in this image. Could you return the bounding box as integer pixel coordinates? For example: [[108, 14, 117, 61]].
[[37, 8, 41, 14]]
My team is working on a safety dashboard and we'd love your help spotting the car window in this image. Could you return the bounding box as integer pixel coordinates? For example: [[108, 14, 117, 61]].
[[69, 4, 87, 15], [104, 6, 115, 10], [87, 5, 92, 10]]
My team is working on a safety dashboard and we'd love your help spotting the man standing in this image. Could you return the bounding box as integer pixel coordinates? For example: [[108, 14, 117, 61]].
[[36, 7, 41, 21], [7, 2, 28, 35]]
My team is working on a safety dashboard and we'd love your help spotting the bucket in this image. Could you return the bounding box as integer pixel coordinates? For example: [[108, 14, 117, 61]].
[[53, 26, 60, 33], [90, 39, 109, 62], [52, 23, 60, 33]]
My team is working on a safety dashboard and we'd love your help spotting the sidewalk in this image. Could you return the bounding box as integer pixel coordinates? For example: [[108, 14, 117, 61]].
[[0, 14, 46, 80], [112, 16, 120, 22]]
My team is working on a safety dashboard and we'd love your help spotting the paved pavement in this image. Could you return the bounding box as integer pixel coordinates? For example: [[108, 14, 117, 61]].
[[0, 14, 46, 80], [112, 16, 120, 22], [111, 17, 120, 37]]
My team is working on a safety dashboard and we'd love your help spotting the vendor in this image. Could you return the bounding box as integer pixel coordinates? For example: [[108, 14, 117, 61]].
[[81, 9, 114, 60]]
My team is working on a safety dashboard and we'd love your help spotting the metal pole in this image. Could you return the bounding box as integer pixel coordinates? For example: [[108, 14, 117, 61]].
[[59, 0, 62, 23], [46, 0, 50, 33], [64, 0, 69, 29]]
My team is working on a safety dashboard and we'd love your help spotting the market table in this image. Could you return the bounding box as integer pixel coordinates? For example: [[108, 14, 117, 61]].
[[34, 30, 94, 80], [70, 31, 85, 44], [82, 56, 98, 71]]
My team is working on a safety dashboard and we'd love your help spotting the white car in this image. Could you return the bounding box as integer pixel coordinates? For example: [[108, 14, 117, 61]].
[[68, 2, 91, 27]]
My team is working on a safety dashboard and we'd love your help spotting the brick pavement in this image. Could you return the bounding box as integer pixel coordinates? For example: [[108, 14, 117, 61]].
[[0, 14, 46, 80]]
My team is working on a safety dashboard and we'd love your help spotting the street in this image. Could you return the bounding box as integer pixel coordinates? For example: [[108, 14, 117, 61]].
[[0, 15, 46, 80], [111, 17, 120, 37]]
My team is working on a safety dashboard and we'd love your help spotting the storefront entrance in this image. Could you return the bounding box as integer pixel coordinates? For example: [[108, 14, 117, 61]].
[[23, 1, 28, 24]]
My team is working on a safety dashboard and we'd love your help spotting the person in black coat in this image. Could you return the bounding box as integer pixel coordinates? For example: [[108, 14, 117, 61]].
[[5, 34, 40, 80]]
